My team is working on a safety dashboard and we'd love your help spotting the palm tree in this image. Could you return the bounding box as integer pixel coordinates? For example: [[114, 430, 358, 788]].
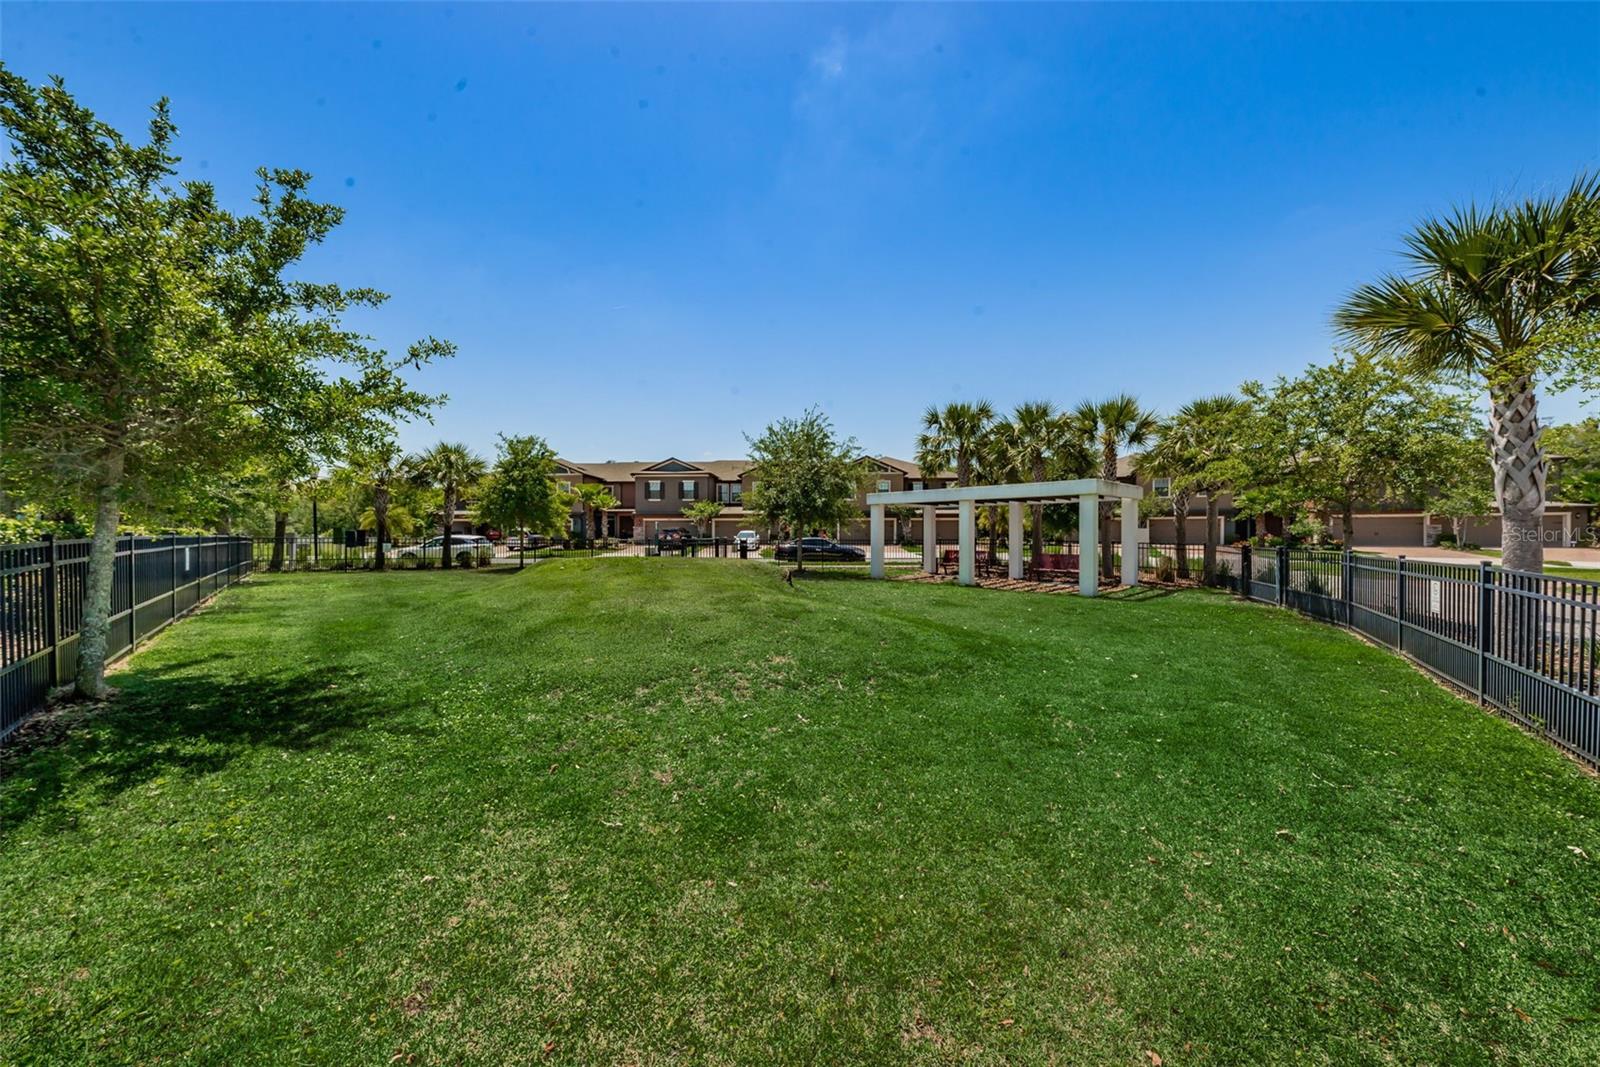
[[408, 442, 487, 568], [346, 441, 405, 570], [1181, 395, 1246, 580], [916, 401, 996, 487], [1074, 394, 1158, 577], [994, 401, 1072, 565], [1136, 422, 1196, 580], [571, 483, 621, 544], [1334, 175, 1600, 572]]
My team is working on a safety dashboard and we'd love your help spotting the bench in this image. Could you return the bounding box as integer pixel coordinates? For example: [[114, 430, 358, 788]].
[[1029, 552, 1078, 582], [940, 548, 1007, 577]]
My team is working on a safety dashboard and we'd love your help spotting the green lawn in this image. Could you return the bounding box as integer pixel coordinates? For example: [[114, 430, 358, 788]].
[[3, 562, 1598, 1064]]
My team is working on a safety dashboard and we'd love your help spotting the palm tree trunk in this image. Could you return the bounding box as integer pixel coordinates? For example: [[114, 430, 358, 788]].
[[73, 450, 124, 700], [441, 487, 455, 569], [269, 511, 287, 572], [373, 484, 389, 571], [1490, 375, 1546, 574], [1029, 458, 1045, 571], [1100, 449, 1117, 579], [1172, 490, 1190, 580], [1202, 495, 1220, 581]]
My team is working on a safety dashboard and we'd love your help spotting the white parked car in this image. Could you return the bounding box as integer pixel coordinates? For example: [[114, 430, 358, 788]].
[[733, 530, 762, 551], [399, 534, 495, 564]]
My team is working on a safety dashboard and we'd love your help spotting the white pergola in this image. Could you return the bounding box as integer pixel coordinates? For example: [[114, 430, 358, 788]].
[[864, 479, 1145, 596]]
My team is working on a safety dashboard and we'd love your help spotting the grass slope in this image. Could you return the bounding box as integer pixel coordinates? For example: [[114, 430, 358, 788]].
[[2, 561, 1598, 1065]]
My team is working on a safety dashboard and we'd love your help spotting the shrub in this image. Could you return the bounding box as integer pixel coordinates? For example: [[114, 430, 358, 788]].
[[1154, 555, 1177, 583], [1208, 559, 1234, 588]]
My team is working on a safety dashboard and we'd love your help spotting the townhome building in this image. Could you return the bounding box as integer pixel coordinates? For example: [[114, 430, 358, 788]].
[[553, 455, 960, 542], [1124, 458, 1594, 548]]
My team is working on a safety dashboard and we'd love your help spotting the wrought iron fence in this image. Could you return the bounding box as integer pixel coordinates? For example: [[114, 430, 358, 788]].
[[1, 535, 253, 741], [1241, 546, 1600, 770]]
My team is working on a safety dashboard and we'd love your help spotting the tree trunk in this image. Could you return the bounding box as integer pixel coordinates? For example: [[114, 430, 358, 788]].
[[1100, 449, 1117, 579], [1490, 375, 1546, 574], [1202, 495, 1220, 582], [1029, 458, 1045, 570], [441, 487, 455, 568], [73, 452, 124, 700], [269, 512, 288, 572], [1172, 490, 1191, 580], [1341, 504, 1354, 547], [373, 483, 390, 571]]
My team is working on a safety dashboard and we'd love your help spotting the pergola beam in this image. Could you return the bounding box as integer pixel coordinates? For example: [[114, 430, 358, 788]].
[[865, 478, 1142, 508]]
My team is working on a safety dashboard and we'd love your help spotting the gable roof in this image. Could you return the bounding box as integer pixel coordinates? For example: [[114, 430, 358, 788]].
[[635, 457, 708, 474], [555, 459, 642, 482], [559, 458, 753, 482], [875, 455, 955, 481]]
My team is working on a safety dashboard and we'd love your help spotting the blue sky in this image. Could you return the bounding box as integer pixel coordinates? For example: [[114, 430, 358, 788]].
[[6, 2, 1598, 462]]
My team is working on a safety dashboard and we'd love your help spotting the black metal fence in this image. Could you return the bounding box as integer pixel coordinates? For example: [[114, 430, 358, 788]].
[[1, 535, 253, 741], [1241, 546, 1600, 770], [241, 534, 1250, 580]]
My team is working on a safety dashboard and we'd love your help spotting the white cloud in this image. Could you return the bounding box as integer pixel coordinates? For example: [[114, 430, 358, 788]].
[[810, 31, 848, 81]]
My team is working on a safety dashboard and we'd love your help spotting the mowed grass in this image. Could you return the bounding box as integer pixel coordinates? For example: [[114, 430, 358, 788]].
[[2, 562, 1599, 1065]]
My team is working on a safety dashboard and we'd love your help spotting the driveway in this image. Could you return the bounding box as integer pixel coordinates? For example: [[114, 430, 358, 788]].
[[1356, 544, 1600, 566]]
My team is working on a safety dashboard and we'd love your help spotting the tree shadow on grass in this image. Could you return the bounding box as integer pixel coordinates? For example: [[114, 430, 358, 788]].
[[783, 568, 872, 582], [0, 662, 394, 839], [1101, 585, 1180, 603]]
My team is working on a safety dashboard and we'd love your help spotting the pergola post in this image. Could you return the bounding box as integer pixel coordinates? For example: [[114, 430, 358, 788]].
[[1078, 493, 1098, 597], [1120, 498, 1140, 587], [1008, 501, 1025, 580], [869, 504, 885, 579], [922, 505, 938, 574], [958, 499, 976, 586]]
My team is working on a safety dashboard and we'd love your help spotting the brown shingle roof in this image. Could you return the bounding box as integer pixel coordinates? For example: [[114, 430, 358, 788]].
[[556, 460, 642, 482], [875, 455, 956, 480], [560, 458, 752, 481]]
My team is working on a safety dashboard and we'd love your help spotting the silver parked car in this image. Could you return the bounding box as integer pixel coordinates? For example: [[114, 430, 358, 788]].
[[399, 535, 495, 564]]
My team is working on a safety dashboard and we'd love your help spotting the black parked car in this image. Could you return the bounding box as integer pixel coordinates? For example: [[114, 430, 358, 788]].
[[774, 537, 866, 562]]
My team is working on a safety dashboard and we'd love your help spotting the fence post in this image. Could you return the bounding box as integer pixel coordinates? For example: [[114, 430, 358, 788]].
[[1276, 545, 1288, 606], [1239, 544, 1251, 598], [1341, 548, 1353, 626], [43, 534, 59, 687], [125, 534, 137, 651], [1395, 555, 1407, 652], [171, 536, 180, 625], [1477, 560, 1492, 704]]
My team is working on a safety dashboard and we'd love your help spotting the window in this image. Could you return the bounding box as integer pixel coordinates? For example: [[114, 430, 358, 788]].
[[877, 479, 891, 493], [646, 480, 663, 501], [1153, 477, 1171, 498], [911, 480, 924, 491], [680, 479, 697, 500], [718, 483, 742, 504]]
